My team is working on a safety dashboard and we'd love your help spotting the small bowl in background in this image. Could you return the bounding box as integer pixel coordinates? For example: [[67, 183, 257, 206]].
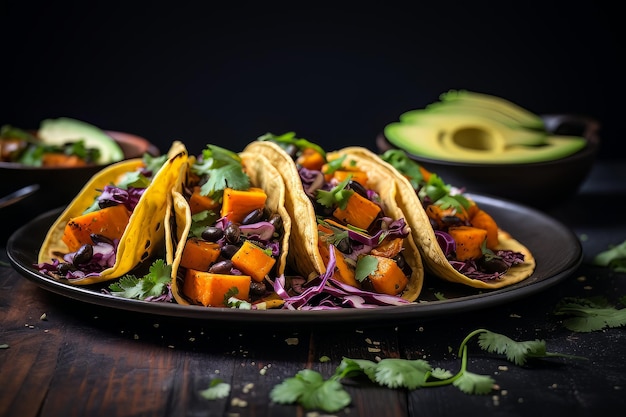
[[376, 114, 600, 209], [0, 131, 160, 239]]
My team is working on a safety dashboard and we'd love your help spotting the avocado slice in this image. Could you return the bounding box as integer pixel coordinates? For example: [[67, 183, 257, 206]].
[[38, 117, 124, 164], [428, 90, 546, 131], [395, 112, 547, 149], [384, 122, 587, 164], [402, 105, 531, 131]]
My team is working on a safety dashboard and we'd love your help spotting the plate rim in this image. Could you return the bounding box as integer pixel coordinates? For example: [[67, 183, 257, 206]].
[[6, 195, 583, 324]]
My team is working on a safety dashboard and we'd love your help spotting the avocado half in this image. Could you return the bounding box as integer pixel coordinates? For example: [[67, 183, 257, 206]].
[[384, 122, 587, 164], [38, 117, 125, 164]]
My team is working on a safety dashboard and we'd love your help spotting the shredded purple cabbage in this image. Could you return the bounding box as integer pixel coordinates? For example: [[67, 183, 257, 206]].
[[273, 245, 411, 310], [35, 239, 118, 281], [98, 185, 145, 211]]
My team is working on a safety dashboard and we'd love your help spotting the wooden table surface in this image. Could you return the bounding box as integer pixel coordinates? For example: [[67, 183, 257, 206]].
[[1, 160, 625, 417]]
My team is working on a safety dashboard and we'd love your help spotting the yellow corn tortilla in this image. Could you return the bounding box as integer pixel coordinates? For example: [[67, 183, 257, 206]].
[[38, 141, 188, 285], [165, 150, 292, 307], [243, 140, 424, 302], [333, 146, 536, 289]]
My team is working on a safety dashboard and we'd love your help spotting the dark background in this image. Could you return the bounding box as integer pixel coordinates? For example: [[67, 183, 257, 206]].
[[2, 1, 622, 159]]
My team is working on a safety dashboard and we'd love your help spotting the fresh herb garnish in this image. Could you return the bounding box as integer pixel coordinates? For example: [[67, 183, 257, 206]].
[[355, 255, 379, 282], [257, 131, 326, 160], [270, 329, 586, 413], [109, 259, 171, 299], [192, 144, 250, 198], [592, 240, 626, 272], [554, 296, 626, 332], [316, 175, 354, 209], [199, 378, 231, 400]]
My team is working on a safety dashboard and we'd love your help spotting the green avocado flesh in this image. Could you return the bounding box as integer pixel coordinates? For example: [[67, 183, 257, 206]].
[[384, 122, 587, 164], [38, 117, 124, 164], [396, 112, 547, 147], [431, 89, 546, 130], [386, 90, 588, 164]]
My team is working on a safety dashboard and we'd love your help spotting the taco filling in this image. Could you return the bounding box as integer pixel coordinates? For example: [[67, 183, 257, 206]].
[[166, 144, 290, 309], [247, 132, 424, 305], [36, 142, 187, 285], [376, 147, 536, 288]]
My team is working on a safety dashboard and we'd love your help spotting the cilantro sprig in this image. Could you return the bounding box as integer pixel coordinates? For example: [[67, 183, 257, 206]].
[[592, 240, 626, 272], [270, 329, 586, 413], [257, 131, 326, 160], [191, 144, 250, 199], [555, 296, 626, 332], [380, 149, 470, 212], [316, 175, 354, 209], [108, 259, 171, 300]]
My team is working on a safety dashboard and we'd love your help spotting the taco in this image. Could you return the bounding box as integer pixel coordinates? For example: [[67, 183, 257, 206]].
[[36, 141, 188, 285], [164, 144, 291, 308], [354, 146, 536, 289], [243, 133, 424, 303]]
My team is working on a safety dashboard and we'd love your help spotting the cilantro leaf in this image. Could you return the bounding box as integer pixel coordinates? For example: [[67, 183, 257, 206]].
[[189, 210, 220, 238], [109, 259, 171, 300], [316, 176, 354, 209], [593, 240, 626, 272], [554, 296, 626, 332], [379, 149, 425, 190], [453, 370, 495, 395], [199, 378, 231, 400], [270, 369, 350, 413], [371, 358, 432, 389], [191, 144, 250, 197], [478, 331, 548, 366], [355, 255, 379, 282], [257, 131, 326, 160]]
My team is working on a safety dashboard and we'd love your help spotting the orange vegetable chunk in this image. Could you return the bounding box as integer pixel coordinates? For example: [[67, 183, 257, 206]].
[[180, 238, 221, 271], [220, 187, 267, 224], [296, 147, 326, 171], [231, 240, 276, 282], [42, 153, 87, 167], [317, 238, 359, 288], [370, 237, 404, 258], [448, 226, 487, 261], [469, 208, 499, 249], [333, 191, 382, 230], [367, 255, 408, 296], [324, 168, 369, 187], [188, 186, 220, 215], [62, 204, 131, 252], [183, 269, 251, 307]]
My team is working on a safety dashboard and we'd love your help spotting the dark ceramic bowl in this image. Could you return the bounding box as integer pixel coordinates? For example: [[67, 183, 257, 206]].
[[0, 131, 160, 239], [376, 114, 600, 208]]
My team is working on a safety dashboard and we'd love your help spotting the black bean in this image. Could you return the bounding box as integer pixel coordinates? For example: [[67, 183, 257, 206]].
[[90, 234, 114, 245], [393, 254, 406, 270], [201, 226, 224, 242], [57, 262, 76, 275], [242, 208, 263, 225], [348, 180, 368, 199], [221, 244, 239, 259], [441, 215, 464, 227], [208, 260, 233, 274], [477, 257, 509, 273], [268, 213, 283, 232], [224, 223, 241, 244], [249, 281, 267, 296], [73, 244, 93, 265]]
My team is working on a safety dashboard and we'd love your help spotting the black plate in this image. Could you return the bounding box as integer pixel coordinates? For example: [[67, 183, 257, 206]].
[[6, 195, 582, 325]]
